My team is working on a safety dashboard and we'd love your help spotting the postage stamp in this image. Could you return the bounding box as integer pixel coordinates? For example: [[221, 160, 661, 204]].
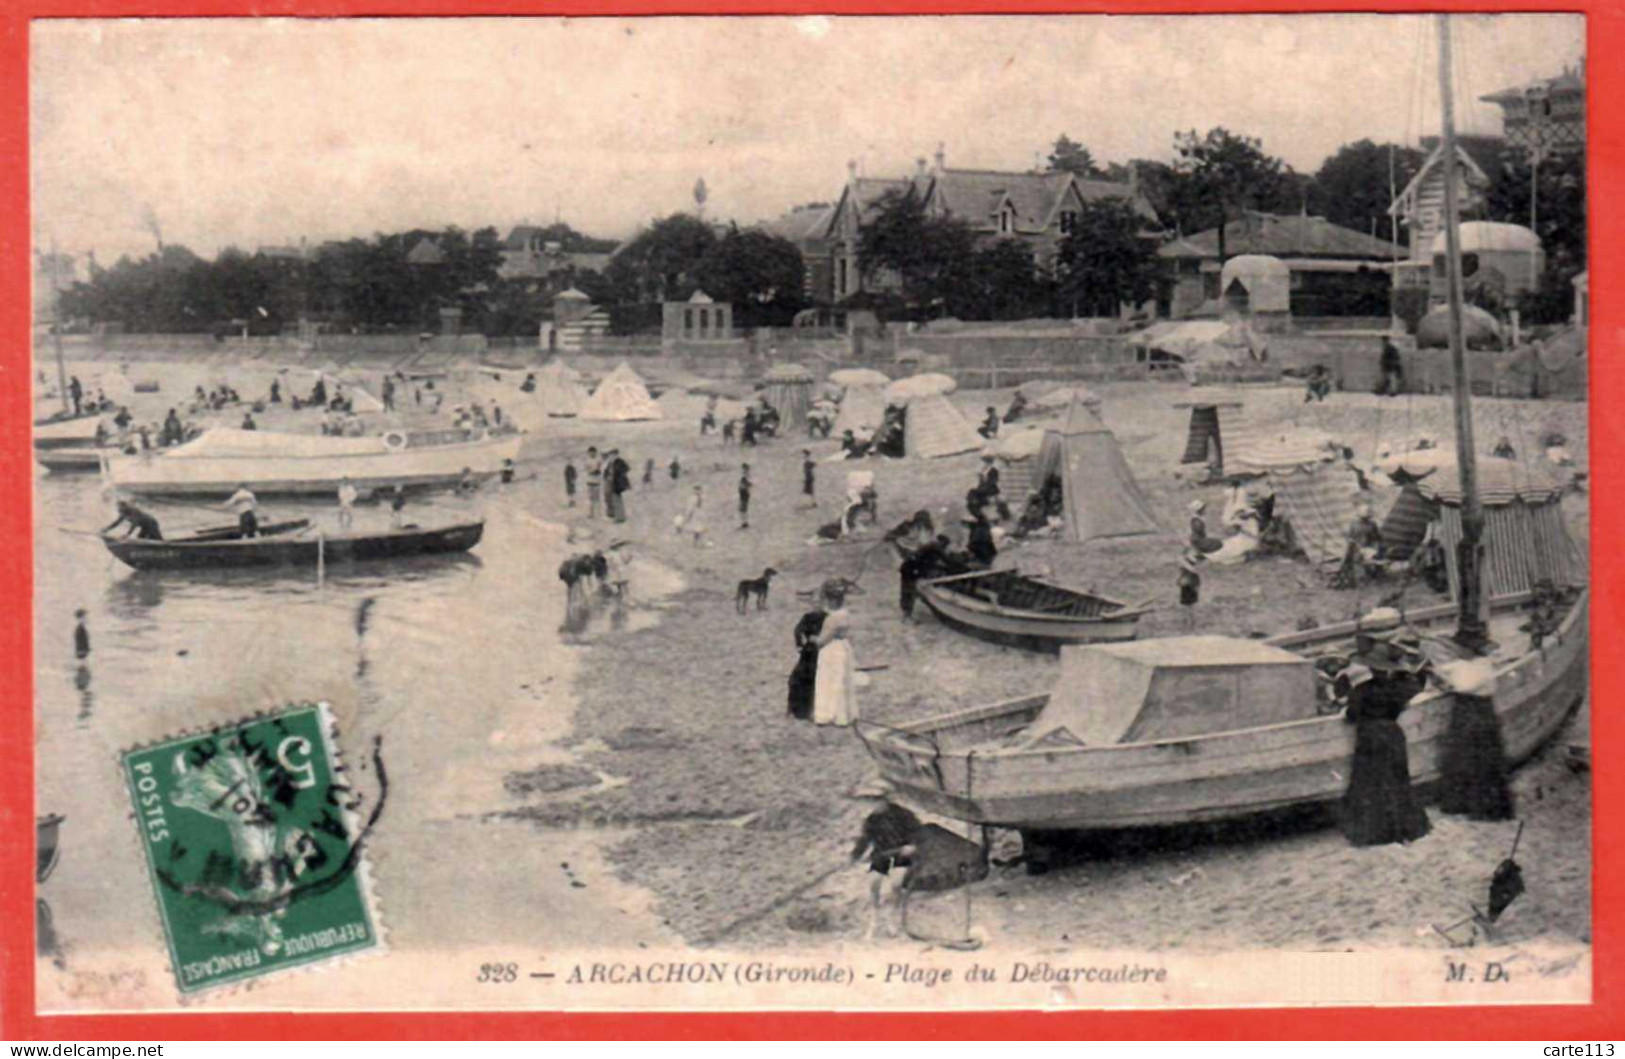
[[120, 703, 383, 994]]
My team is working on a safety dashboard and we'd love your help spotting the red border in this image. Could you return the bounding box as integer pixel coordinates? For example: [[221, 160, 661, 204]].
[[2, 0, 1618, 1040]]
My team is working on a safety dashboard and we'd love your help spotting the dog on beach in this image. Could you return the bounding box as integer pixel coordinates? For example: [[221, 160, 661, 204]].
[[852, 798, 990, 945], [735, 568, 778, 613]]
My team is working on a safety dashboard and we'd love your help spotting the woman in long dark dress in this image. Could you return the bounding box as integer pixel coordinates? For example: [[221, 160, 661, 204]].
[[1339, 650, 1432, 847], [787, 600, 828, 720]]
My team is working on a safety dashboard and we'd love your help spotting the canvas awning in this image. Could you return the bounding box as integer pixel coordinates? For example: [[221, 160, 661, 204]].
[[1023, 637, 1317, 747]]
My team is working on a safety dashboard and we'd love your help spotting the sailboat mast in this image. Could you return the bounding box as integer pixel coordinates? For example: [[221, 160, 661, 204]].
[[48, 235, 69, 416], [1435, 13, 1489, 650]]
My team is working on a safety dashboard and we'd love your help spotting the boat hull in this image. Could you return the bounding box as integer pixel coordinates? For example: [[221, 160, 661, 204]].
[[105, 434, 524, 497], [36, 448, 105, 473], [856, 590, 1588, 831], [104, 521, 485, 571], [914, 572, 1143, 652]]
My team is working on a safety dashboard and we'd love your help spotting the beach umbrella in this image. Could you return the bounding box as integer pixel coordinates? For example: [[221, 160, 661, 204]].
[[1033, 385, 1103, 409], [884, 373, 957, 403], [828, 368, 890, 388]]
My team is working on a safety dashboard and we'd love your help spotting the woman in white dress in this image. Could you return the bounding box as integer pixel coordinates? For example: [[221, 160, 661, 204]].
[[675, 484, 708, 547], [813, 581, 859, 727]]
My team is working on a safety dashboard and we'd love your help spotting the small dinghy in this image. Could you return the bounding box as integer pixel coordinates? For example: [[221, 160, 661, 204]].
[[915, 568, 1149, 652], [102, 518, 484, 571]]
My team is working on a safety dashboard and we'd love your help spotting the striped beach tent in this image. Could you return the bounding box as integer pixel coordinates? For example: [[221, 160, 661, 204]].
[[901, 392, 982, 459], [761, 363, 815, 427], [1173, 390, 1258, 475], [1230, 431, 1355, 566], [1410, 458, 1578, 600], [987, 426, 1047, 501]]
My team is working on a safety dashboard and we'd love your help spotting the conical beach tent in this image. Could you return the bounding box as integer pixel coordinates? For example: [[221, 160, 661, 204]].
[[580, 361, 661, 421], [901, 392, 982, 459], [1032, 399, 1161, 542], [834, 384, 888, 436], [761, 363, 814, 427]]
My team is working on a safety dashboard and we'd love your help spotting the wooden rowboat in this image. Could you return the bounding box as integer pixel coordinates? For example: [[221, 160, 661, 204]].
[[855, 590, 1586, 836], [37, 447, 106, 473], [915, 568, 1149, 652], [103, 519, 484, 571]]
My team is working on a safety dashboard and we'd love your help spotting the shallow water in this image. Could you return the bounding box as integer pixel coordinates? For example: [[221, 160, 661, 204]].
[[34, 460, 674, 1006]]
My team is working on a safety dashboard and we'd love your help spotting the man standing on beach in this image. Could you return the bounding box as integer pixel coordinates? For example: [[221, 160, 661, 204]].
[[738, 462, 753, 529], [605, 449, 631, 523], [564, 458, 578, 508], [585, 447, 603, 519], [801, 449, 817, 509], [382, 375, 396, 411], [69, 376, 83, 416]]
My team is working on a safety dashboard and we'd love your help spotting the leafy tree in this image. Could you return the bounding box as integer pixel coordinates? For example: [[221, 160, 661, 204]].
[[1054, 199, 1163, 317], [1172, 128, 1295, 260], [857, 188, 977, 317], [1312, 140, 1426, 246], [604, 213, 717, 303], [953, 239, 1050, 321], [1046, 135, 1101, 179], [695, 228, 806, 324], [1486, 148, 1586, 324]]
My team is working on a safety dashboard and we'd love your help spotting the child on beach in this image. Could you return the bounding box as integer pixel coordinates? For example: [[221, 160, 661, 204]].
[[669, 456, 681, 481], [564, 459, 578, 508], [643, 458, 655, 486], [1177, 548, 1203, 631], [738, 463, 753, 530], [675, 485, 708, 547], [585, 447, 603, 518]]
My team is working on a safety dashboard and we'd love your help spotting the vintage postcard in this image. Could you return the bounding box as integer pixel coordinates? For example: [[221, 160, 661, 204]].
[[29, 12, 1591, 1016]]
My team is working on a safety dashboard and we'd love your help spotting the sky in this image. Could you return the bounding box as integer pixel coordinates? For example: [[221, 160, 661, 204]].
[[31, 13, 1584, 265]]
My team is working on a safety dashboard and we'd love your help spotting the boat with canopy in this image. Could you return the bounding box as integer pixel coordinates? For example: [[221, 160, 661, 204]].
[[856, 16, 1587, 846]]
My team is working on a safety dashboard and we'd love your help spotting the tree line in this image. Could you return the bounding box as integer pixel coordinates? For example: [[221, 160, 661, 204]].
[[53, 126, 1586, 335]]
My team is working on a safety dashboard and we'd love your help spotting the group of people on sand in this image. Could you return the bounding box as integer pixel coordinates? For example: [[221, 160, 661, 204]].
[[557, 540, 634, 621], [699, 395, 781, 446], [787, 578, 862, 727], [1322, 607, 1515, 848]]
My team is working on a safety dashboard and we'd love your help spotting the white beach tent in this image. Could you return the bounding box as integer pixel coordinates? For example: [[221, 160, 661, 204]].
[[833, 384, 888, 436], [580, 361, 661, 421]]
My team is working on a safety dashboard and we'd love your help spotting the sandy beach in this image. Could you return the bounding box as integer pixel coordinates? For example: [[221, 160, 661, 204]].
[[34, 358, 1591, 1010]]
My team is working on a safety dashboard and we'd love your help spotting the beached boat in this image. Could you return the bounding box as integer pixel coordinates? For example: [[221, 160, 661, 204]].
[[856, 17, 1588, 844], [104, 426, 523, 498], [34, 412, 105, 450], [37, 447, 106, 473], [103, 518, 484, 571], [915, 568, 1148, 651], [855, 592, 1586, 834]]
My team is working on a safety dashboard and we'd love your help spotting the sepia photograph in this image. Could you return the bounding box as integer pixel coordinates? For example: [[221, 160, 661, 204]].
[[28, 11, 1591, 1014]]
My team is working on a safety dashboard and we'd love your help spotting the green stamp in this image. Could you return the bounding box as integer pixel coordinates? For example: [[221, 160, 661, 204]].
[[121, 702, 384, 994]]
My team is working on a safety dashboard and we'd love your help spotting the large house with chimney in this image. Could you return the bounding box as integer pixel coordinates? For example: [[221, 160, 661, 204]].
[[822, 145, 1159, 304]]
